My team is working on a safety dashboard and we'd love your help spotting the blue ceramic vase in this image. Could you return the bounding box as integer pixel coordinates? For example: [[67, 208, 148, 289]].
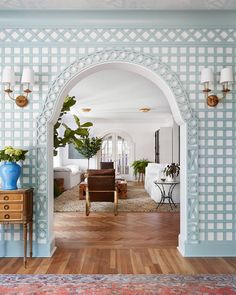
[[0, 162, 21, 190]]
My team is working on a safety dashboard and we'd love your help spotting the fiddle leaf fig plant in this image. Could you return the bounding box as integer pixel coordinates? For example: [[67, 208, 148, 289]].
[[54, 95, 93, 156], [73, 136, 103, 169]]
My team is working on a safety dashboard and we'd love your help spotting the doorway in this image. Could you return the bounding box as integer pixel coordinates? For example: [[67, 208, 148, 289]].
[[37, 50, 199, 257], [99, 131, 134, 180]]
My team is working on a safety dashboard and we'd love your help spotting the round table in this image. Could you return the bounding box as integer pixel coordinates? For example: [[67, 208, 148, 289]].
[[153, 180, 179, 210]]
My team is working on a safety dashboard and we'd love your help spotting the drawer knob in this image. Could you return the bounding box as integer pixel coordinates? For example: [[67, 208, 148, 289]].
[[3, 196, 9, 201], [4, 205, 9, 210], [4, 214, 10, 219]]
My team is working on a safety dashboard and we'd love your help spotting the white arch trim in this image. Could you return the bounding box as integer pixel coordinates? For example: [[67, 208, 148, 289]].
[[49, 62, 184, 127], [37, 50, 199, 257]]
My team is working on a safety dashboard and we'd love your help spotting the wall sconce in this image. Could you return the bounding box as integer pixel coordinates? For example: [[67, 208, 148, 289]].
[[2, 67, 34, 107], [200, 67, 233, 107]]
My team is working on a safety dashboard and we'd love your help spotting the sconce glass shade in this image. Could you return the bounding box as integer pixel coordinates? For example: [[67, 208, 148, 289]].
[[220, 67, 233, 84], [200, 68, 214, 84], [21, 67, 34, 85], [2, 67, 15, 85]]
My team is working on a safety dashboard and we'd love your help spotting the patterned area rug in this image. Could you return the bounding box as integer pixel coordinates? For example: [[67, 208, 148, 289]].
[[54, 182, 180, 213], [0, 274, 235, 295]]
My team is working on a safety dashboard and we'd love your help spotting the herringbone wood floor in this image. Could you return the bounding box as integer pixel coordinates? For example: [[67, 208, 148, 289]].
[[0, 212, 235, 274]]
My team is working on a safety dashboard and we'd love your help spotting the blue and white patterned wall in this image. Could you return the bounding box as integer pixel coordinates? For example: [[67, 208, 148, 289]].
[[0, 12, 235, 256]]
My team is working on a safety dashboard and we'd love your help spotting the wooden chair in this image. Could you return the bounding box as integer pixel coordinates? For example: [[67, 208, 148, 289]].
[[86, 169, 118, 216]]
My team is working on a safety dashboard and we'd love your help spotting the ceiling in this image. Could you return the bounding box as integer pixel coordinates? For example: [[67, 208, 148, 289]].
[[0, 0, 235, 10], [68, 69, 172, 122]]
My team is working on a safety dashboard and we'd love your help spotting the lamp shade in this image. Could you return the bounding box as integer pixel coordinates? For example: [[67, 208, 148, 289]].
[[200, 68, 214, 84], [220, 67, 233, 84], [21, 67, 34, 85], [2, 67, 15, 85]]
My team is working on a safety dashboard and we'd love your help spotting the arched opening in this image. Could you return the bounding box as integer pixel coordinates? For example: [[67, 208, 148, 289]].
[[37, 50, 199, 257], [98, 130, 135, 180]]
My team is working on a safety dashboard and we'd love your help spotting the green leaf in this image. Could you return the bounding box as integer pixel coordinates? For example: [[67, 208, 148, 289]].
[[72, 138, 83, 148], [73, 115, 81, 127], [54, 122, 61, 129], [74, 129, 89, 136], [61, 96, 76, 112], [64, 128, 74, 138], [81, 122, 93, 128]]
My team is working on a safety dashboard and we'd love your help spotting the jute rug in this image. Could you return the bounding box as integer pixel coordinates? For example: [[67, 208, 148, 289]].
[[54, 182, 180, 213], [0, 274, 235, 294]]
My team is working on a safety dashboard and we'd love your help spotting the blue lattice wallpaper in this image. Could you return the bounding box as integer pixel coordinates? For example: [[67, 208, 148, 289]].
[[0, 11, 235, 257]]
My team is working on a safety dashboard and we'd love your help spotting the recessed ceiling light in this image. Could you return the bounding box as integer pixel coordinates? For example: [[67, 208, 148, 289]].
[[81, 108, 91, 112], [139, 107, 151, 112]]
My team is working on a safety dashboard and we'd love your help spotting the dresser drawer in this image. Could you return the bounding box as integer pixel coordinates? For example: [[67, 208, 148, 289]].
[[0, 194, 23, 202], [0, 212, 22, 221], [0, 203, 23, 212]]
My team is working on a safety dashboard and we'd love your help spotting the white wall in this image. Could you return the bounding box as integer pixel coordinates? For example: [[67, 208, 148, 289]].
[[57, 116, 173, 171]]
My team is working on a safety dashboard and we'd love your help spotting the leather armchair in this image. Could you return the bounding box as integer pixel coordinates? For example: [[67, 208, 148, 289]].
[[86, 169, 118, 216], [100, 162, 114, 169]]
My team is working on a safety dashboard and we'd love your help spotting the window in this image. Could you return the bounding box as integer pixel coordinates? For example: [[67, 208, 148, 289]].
[[101, 133, 130, 176]]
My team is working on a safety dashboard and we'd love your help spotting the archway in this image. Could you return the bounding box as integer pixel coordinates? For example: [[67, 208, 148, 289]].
[[37, 50, 199, 256]]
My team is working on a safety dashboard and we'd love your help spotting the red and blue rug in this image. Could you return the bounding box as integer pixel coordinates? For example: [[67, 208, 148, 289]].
[[0, 274, 235, 294]]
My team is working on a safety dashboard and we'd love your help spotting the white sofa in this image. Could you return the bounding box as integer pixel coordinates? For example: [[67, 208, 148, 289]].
[[54, 164, 81, 190], [145, 163, 180, 203]]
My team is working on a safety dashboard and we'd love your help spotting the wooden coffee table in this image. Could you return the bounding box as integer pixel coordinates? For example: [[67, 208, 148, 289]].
[[79, 180, 127, 200]]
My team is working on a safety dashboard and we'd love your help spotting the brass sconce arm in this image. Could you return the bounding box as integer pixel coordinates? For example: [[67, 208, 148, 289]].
[[4, 83, 31, 108], [2, 67, 34, 108], [201, 67, 233, 107], [203, 82, 230, 107]]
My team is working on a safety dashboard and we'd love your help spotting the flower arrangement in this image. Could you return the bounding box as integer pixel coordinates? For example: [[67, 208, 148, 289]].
[[0, 146, 28, 162], [163, 163, 180, 178]]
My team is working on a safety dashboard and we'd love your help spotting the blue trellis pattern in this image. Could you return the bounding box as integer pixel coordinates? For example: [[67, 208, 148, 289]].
[[37, 50, 199, 244], [0, 26, 235, 252], [0, 28, 236, 44]]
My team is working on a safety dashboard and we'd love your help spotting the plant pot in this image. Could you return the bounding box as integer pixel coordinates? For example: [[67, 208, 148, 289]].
[[166, 175, 176, 182], [0, 162, 21, 190]]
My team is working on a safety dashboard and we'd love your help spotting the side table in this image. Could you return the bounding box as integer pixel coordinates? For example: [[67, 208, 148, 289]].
[[153, 181, 179, 210], [116, 180, 127, 199], [79, 182, 86, 200], [0, 188, 33, 267]]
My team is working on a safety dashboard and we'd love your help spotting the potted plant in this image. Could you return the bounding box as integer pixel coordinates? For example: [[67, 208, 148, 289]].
[[54, 95, 93, 156], [163, 163, 180, 182], [131, 159, 150, 182], [0, 146, 28, 190], [72, 136, 103, 169]]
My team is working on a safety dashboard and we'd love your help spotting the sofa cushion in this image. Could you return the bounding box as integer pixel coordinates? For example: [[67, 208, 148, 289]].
[[145, 163, 167, 181], [65, 164, 80, 174], [54, 167, 71, 172]]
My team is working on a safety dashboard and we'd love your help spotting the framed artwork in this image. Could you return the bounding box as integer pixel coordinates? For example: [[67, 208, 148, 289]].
[[68, 143, 85, 159]]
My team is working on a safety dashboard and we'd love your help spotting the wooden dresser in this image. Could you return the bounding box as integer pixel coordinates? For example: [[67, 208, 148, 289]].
[[0, 188, 33, 267]]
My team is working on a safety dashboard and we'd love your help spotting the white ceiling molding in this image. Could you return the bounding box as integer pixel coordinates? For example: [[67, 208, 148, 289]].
[[1, 0, 236, 10]]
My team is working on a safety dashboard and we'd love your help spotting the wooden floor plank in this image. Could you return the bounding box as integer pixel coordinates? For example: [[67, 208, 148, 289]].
[[0, 212, 235, 274]]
